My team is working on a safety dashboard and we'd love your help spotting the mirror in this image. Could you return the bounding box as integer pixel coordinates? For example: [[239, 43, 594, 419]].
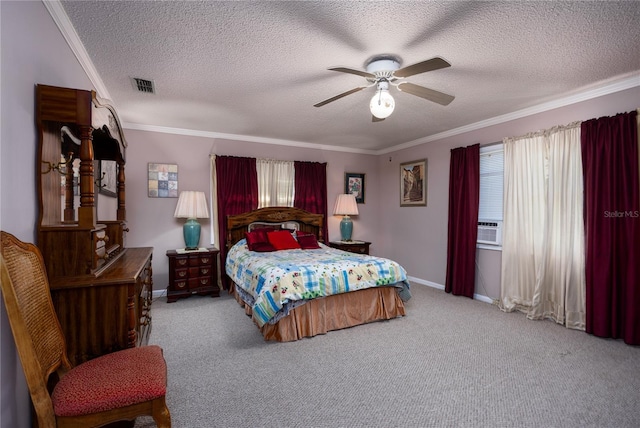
[[96, 160, 118, 221], [58, 126, 81, 223]]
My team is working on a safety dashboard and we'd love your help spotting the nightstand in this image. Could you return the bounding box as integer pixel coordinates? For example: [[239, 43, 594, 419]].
[[329, 240, 371, 255], [166, 248, 220, 302]]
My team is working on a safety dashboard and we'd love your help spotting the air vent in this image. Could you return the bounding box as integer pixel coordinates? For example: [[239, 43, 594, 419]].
[[131, 77, 155, 94]]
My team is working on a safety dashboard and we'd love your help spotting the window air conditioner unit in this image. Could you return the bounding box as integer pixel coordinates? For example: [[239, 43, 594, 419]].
[[477, 221, 502, 245]]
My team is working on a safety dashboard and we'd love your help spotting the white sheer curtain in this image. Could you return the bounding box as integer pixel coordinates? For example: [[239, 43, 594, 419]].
[[500, 122, 586, 330], [256, 158, 294, 208]]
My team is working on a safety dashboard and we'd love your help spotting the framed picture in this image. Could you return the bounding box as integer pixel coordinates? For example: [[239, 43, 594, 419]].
[[345, 172, 365, 204], [400, 159, 427, 206], [148, 163, 179, 198], [98, 160, 117, 198]]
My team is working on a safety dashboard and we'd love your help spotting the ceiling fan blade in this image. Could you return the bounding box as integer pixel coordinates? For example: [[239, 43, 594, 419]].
[[397, 82, 455, 106], [328, 67, 376, 79], [314, 86, 368, 107], [394, 57, 451, 78], [372, 115, 385, 122]]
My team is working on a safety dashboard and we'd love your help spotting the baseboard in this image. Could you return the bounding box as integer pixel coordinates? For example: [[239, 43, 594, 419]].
[[152, 289, 167, 299], [407, 276, 495, 305], [151, 279, 494, 304], [408, 276, 445, 290]]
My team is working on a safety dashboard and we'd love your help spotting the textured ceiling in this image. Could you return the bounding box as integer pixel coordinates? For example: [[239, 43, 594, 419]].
[[59, 1, 640, 153]]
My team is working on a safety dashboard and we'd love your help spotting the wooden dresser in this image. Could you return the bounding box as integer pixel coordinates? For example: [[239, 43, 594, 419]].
[[49, 248, 153, 365], [166, 248, 219, 302], [36, 84, 153, 365]]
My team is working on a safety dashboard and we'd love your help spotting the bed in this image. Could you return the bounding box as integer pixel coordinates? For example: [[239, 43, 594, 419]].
[[225, 207, 411, 341]]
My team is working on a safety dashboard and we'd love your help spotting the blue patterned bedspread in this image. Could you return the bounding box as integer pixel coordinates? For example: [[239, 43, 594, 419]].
[[226, 240, 411, 327]]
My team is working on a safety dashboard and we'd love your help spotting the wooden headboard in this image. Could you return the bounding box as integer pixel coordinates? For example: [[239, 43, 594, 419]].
[[226, 207, 324, 249]]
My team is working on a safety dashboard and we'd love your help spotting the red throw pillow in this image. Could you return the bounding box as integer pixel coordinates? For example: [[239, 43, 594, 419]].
[[245, 231, 276, 252], [252, 242, 276, 252], [267, 230, 301, 250], [297, 232, 320, 249], [245, 230, 268, 251]]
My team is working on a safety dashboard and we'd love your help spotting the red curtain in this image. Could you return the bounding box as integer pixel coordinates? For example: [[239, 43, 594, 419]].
[[216, 156, 258, 289], [445, 144, 480, 298], [581, 111, 639, 345], [294, 161, 329, 242]]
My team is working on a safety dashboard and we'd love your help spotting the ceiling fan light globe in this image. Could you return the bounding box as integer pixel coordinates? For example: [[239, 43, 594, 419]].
[[370, 90, 395, 119]]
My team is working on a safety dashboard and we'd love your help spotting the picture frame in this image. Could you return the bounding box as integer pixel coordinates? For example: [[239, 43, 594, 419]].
[[345, 172, 365, 204], [400, 159, 427, 206], [148, 163, 179, 198], [98, 160, 117, 198]]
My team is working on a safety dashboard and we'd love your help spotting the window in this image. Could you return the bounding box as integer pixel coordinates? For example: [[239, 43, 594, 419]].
[[478, 144, 504, 247], [256, 159, 294, 208]]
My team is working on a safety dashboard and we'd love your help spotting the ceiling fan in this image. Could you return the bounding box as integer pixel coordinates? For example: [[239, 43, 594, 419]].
[[314, 54, 455, 121]]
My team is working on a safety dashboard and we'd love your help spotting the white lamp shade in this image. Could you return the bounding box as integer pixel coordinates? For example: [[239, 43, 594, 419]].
[[333, 194, 359, 216], [370, 89, 395, 119], [174, 191, 209, 219]]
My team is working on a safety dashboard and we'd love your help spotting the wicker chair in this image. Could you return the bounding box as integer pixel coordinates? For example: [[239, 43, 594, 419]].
[[0, 231, 171, 428]]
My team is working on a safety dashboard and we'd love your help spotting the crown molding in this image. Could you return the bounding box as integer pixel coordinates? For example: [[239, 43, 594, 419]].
[[379, 72, 640, 154], [122, 123, 378, 155], [43, 0, 111, 100]]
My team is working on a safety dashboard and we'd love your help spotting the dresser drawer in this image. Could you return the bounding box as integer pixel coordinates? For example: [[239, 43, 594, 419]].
[[173, 279, 188, 289], [175, 268, 189, 280], [189, 276, 211, 289], [199, 255, 213, 265], [175, 257, 189, 268]]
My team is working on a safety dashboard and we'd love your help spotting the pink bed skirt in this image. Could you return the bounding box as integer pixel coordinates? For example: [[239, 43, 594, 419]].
[[232, 285, 406, 342]]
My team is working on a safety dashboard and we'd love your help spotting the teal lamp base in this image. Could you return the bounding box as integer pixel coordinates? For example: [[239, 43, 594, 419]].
[[340, 215, 353, 241], [183, 218, 201, 249]]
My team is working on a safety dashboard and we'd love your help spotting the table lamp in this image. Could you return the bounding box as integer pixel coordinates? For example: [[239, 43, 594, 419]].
[[333, 194, 359, 241], [174, 190, 209, 250]]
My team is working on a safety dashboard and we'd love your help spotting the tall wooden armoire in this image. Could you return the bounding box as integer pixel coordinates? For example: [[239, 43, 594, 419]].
[[36, 84, 153, 365]]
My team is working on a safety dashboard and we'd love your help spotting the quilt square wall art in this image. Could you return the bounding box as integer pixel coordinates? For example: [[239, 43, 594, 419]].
[[148, 163, 178, 198]]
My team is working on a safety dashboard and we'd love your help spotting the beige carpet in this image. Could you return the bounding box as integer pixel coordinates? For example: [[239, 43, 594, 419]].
[[135, 284, 640, 428]]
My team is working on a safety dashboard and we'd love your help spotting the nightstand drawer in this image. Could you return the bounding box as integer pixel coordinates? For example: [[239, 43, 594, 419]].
[[173, 279, 188, 289], [189, 276, 211, 289], [175, 257, 189, 268], [329, 241, 371, 255]]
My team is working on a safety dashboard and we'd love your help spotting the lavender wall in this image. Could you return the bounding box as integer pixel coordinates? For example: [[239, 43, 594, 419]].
[[0, 2, 95, 427]]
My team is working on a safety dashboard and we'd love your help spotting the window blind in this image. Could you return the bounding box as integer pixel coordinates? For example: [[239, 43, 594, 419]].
[[479, 146, 504, 221]]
